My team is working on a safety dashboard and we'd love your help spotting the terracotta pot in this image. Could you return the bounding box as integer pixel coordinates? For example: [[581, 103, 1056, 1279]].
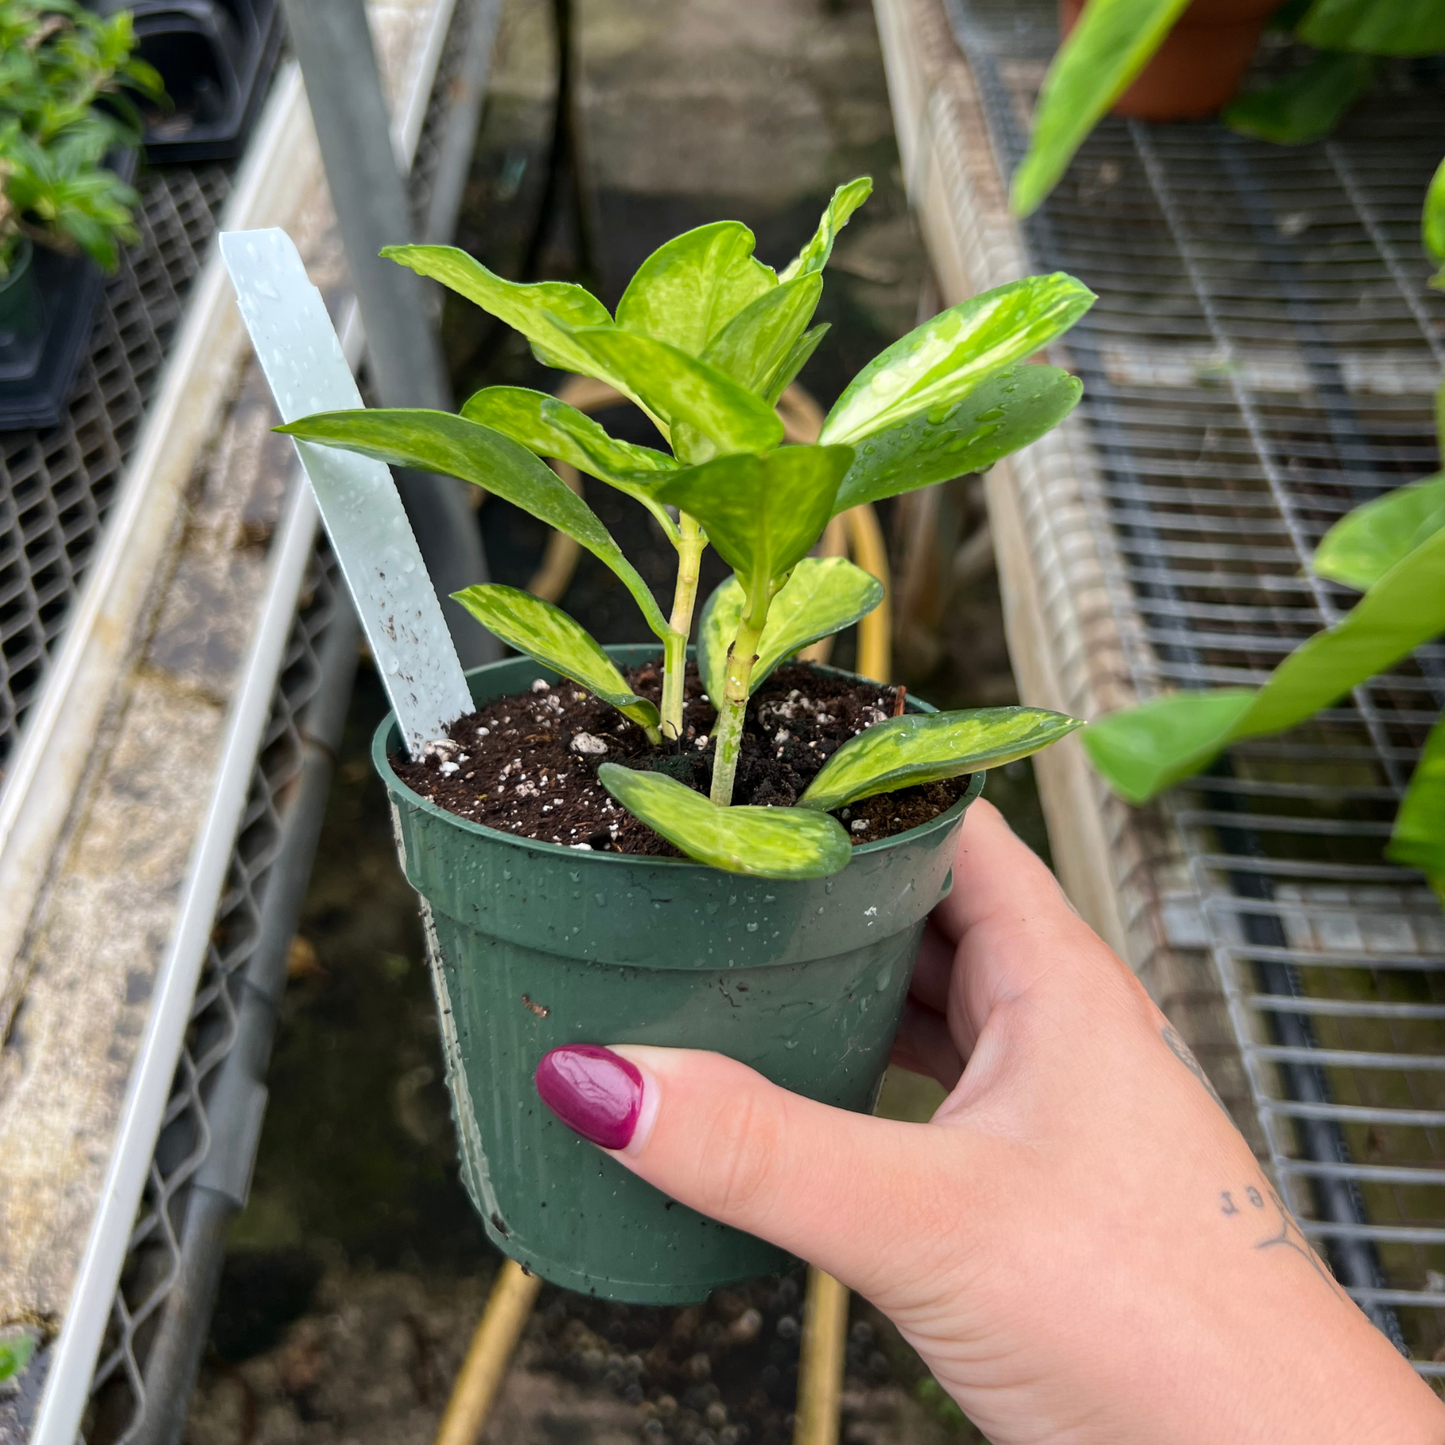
[[1060, 0, 1278, 121]]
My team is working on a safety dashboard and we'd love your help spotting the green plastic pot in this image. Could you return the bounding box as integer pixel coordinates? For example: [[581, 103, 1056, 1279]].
[[375, 646, 982, 1303]]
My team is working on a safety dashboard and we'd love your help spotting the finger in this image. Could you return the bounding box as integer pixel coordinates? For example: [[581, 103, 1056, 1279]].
[[930, 799, 1077, 947], [908, 918, 954, 1014], [535, 1042, 977, 1301], [890, 998, 964, 1091]]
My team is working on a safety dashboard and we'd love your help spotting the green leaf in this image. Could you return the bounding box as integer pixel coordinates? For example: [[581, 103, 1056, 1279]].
[[1222, 51, 1376, 145], [380, 245, 633, 394], [800, 707, 1083, 811], [1010, 0, 1193, 217], [818, 274, 1095, 447], [1296, 0, 1445, 55], [833, 365, 1083, 512], [451, 585, 661, 736], [1424, 156, 1445, 286], [459, 386, 678, 501], [701, 273, 824, 394], [1082, 690, 1256, 804], [1242, 523, 1445, 735], [564, 326, 785, 461], [763, 323, 830, 405], [697, 557, 885, 703], [616, 221, 776, 356], [655, 446, 854, 606], [597, 763, 852, 878], [1312, 475, 1445, 590], [1086, 521, 1445, 802], [278, 408, 670, 638], [1387, 714, 1445, 895], [0, 1328, 37, 1387], [778, 176, 874, 282]]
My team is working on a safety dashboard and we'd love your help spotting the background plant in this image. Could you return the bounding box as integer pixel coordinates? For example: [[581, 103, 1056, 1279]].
[[286, 180, 1091, 877], [0, 0, 163, 278], [1082, 168, 1445, 900], [1012, 0, 1445, 218]]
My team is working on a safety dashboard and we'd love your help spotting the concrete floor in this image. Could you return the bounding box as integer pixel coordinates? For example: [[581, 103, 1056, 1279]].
[[180, 0, 1028, 1437]]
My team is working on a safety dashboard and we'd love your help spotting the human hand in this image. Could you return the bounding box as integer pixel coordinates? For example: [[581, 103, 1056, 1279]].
[[534, 801, 1445, 1445]]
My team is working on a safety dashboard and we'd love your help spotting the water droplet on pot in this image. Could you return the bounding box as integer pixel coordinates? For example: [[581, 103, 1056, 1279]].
[[706, 902, 720, 915], [595, 892, 607, 906], [763, 894, 776, 903], [785, 1038, 798, 1049], [817, 906, 825, 915], [824, 881, 834, 894], [503, 869, 512, 881], [875, 964, 892, 992], [746, 922, 758, 933]]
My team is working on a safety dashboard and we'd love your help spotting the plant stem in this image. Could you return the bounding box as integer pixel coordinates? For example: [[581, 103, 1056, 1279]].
[[709, 609, 766, 807], [660, 513, 705, 740]]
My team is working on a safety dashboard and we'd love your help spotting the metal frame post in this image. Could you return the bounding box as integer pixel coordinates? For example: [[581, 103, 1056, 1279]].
[[278, 0, 499, 667]]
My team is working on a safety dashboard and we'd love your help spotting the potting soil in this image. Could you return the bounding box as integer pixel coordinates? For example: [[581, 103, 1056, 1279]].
[[391, 661, 971, 855]]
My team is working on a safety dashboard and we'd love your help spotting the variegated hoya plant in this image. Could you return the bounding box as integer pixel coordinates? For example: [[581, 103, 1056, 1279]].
[[283, 179, 1093, 879]]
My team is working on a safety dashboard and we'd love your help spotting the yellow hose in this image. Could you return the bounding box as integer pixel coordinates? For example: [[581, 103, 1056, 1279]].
[[793, 1267, 851, 1445], [432, 1260, 542, 1445], [780, 384, 890, 682]]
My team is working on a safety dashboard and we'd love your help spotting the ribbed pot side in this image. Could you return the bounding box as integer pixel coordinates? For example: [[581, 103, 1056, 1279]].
[[374, 646, 982, 1303]]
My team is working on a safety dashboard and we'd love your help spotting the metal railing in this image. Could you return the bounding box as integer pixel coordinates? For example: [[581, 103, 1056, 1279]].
[[0, 166, 231, 771]]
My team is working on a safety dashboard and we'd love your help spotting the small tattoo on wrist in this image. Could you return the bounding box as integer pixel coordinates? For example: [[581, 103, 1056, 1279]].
[[1161, 1024, 1229, 1117], [1218, 1175, 1351, 1304]]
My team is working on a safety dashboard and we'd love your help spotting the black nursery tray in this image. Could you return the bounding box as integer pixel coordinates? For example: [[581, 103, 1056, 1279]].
[[99, 0, 282, 162], [0, 246, 108, 432]]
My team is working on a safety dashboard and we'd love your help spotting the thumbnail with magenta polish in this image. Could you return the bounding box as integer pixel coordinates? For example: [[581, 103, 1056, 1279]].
[[535, 1044, 643, 1150]]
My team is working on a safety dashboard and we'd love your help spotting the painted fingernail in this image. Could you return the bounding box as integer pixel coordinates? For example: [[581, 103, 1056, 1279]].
[[535, 1044, 643, 1150]]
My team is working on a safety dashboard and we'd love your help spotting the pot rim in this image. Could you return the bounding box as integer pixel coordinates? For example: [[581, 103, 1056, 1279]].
[[373, 649, 984, 874]]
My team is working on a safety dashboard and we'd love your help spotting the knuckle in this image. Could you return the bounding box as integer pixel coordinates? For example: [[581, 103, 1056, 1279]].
[[694, 1088, 785, 1221]]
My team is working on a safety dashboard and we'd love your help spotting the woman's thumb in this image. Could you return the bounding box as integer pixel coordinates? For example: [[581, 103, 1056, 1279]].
[[535, 1043, 960, 1297]]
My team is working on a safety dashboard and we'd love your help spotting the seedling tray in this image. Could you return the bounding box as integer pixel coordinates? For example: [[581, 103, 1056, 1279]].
[[104, 0, 283, 162]]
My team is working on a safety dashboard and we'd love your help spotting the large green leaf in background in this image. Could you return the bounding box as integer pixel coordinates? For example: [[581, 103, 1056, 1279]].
[[380, 245, 632, 393], [460, 386, 678, 503], [1296, 0, 1445, 55], [1081, 690, 1257, 805], [452, 585, 661, 737], [655, 446, 854, 607], [1009, 0, 1193, 218], [598, 763, 852, 878], [778, 176, 874, 282], [564, 326, 785, 460], [1312, 474, 1445, 590], [615, 221, 776, 356], [701, 273, 824, 394], [278, 408, 670, 638], [1425, 156, 1445, 290], [1223, 51, 1377, 146], [697, 557, 885, 703], [832, 365, 1083, 511], [1389, 715, 1445, 898], [1084, 519, 1445, 802], [818, 274, 1095, 446], [800, 708, 1083, 811]]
